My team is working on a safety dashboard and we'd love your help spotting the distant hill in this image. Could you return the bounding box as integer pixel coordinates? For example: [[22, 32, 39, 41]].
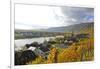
[[15, 22, 94, 39], [15, 22, 94, 33], [15, 29, 42, 32], [44, 22, 94, 33]]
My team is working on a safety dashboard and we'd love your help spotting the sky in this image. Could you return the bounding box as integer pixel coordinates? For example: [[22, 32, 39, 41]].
[[15, 4, 94, 30]]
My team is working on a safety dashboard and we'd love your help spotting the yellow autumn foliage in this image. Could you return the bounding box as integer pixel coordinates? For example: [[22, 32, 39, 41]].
[[58, 38, 94, 63], [46, 48, 58, 63]]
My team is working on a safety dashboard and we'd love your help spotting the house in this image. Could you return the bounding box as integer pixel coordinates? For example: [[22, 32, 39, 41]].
[[76, 33, 90, 39], [27, 46, 50, 59]]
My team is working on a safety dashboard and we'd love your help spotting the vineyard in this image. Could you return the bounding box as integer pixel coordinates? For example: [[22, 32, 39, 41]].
[[26, 30, 94, 64]]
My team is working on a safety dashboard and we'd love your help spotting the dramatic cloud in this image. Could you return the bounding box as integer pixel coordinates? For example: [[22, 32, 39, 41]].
[[60, 7, 94, 25], [15, 4, 94, 29]]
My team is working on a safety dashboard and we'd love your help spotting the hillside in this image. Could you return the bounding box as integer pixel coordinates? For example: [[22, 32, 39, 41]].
[[45, 22, 94, 33]]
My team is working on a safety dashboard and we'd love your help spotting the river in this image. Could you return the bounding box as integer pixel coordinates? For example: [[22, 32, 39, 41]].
[[15, 35, 65, 51], [15, 37, 57, 51]]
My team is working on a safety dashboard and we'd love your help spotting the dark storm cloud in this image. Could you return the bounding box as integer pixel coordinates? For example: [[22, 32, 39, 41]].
[[60, 7, 94, 25]]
